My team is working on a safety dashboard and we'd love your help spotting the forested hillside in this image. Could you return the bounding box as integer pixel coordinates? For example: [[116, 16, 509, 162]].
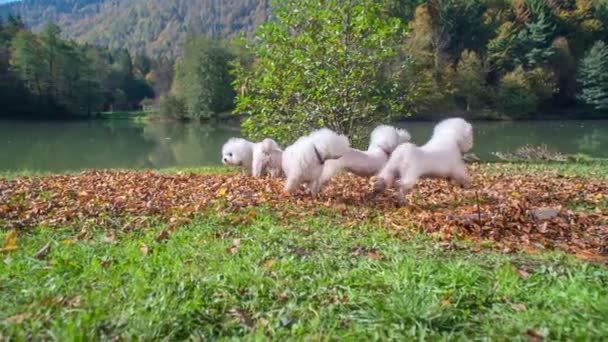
[[0, 0, 270, 57], [0, 17, 154, 118], [2, 0, 608, 121]]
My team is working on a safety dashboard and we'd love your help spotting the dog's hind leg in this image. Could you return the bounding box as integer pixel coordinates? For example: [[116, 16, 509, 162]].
[[284, 175, 300, 194]]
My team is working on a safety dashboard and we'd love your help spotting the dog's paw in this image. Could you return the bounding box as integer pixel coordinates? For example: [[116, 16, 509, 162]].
[[392, 192, 408, 206], [373, 180, 387, 194]]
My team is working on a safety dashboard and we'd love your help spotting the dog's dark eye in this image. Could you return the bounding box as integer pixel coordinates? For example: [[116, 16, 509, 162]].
[[228, 153, 233, 157]]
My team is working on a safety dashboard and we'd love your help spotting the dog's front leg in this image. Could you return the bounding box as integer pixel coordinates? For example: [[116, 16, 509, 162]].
[[308, 180, 322, 197], [451, 167, 472, 189]]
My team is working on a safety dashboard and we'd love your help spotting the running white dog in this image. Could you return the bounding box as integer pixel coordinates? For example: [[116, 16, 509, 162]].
[[221, 138, 283, 177], [374, 118, 474, 201], [319, 125, 411, 187], [282, 128, 350, 195]]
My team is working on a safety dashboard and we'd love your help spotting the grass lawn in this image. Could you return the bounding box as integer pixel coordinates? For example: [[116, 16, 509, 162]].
[[1, 163, 607, 340]]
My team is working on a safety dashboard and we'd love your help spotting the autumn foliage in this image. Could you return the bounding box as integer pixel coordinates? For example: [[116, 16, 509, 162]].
[[1, 165, 606, 260]]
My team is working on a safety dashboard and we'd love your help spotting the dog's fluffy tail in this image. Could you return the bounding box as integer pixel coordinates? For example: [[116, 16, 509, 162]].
[[307, 128, 350, 160], [260, 138, 281, 153], [369, 125, 411, 152]]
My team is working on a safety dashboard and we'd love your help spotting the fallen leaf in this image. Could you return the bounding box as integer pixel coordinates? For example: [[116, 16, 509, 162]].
[[140, 243, 150, 255], [1, 230, 18, 253], [226, 238, 242, 255], [517, 268, 531, 279], [69, 295, 82, 307], [524, 329, 546, 342], [258, 317, 270, 328], [512, 303, 527, 312], [263, 259, 277, 268], [5, 313, 28, 324], [217, 188, 228, 196], [34, 242, 52, 260], [155, 230, 170, 243]]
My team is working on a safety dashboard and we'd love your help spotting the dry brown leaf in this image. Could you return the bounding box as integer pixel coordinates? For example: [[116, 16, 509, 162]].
[[0, 170, 605, 258], [524, 329, 546, 342], [155, 230, 170, 243], [226, 238, 241, 255]]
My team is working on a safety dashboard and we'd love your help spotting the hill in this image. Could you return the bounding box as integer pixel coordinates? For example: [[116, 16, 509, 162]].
[[0, 0, 270, 57]]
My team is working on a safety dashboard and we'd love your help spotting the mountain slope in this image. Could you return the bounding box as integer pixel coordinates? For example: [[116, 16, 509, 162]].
[[0, 0, 270, 57]]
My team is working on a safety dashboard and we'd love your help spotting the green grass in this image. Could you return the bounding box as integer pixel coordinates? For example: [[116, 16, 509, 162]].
[[1, 162, 607, 339], [1, 206, 608, 340]]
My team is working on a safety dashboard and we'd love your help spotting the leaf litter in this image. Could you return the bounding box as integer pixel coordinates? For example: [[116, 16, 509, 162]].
[[0, 165, 606, 260]]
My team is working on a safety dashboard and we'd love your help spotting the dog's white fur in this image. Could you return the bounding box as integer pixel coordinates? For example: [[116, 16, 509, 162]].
[[252, 138, 284, 178], [222, 137, 283, 177], [319, 125, 411, 186], [374, 118, 474, 201], [282, 128, 350, 195]]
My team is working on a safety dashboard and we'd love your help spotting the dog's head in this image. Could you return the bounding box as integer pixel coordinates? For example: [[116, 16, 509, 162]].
[[221, 138, 253, 166], [433, 118, 474, 153], [369, 125, 411, 153]]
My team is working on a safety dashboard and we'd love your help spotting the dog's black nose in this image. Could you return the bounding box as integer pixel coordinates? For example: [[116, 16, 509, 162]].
[[223, 158, 228, 163]]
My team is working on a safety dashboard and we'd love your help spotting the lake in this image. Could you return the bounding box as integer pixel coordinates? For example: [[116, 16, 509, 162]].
[[1, 119, 607, 172]]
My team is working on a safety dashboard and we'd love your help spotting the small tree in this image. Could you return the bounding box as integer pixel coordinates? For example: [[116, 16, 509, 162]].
[[233, 0, 410, 143], [454, 50, 486, 111], [172, 36, 235, 119], [578, 40, 608, 112], [497, 66, 537, 116]]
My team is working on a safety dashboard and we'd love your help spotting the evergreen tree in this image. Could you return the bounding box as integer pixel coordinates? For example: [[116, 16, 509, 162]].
[[578, 40, 608, 112]]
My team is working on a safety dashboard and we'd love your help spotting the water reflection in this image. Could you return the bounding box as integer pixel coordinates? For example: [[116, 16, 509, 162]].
[[0, 119, 606, 172]]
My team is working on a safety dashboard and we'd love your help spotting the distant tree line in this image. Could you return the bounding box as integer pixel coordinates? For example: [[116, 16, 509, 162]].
[[0, 16, 160, 118], [3, 0, 608, 122]]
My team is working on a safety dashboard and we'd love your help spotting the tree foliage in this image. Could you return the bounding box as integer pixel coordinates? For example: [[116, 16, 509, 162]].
[[2, 19, 154, 118], [233, 0, 410, 143], [168, 36, 235, 119], [578, 40, 608, 112]]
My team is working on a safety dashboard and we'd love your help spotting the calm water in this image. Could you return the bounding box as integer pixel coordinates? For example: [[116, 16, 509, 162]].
[[1, 119, 607, 172]]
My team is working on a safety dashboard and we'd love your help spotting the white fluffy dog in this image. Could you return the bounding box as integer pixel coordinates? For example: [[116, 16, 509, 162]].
[[319, 125, 411, 186], [221, 137, 283, 177], [282, 128, 350, 195], [374, 118, 474, 201]]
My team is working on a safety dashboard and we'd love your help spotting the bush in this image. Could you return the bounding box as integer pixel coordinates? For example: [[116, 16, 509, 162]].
[[496, 66, 537, 117], [528, 67, 559, 107], [158, 95, 188, 120]]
